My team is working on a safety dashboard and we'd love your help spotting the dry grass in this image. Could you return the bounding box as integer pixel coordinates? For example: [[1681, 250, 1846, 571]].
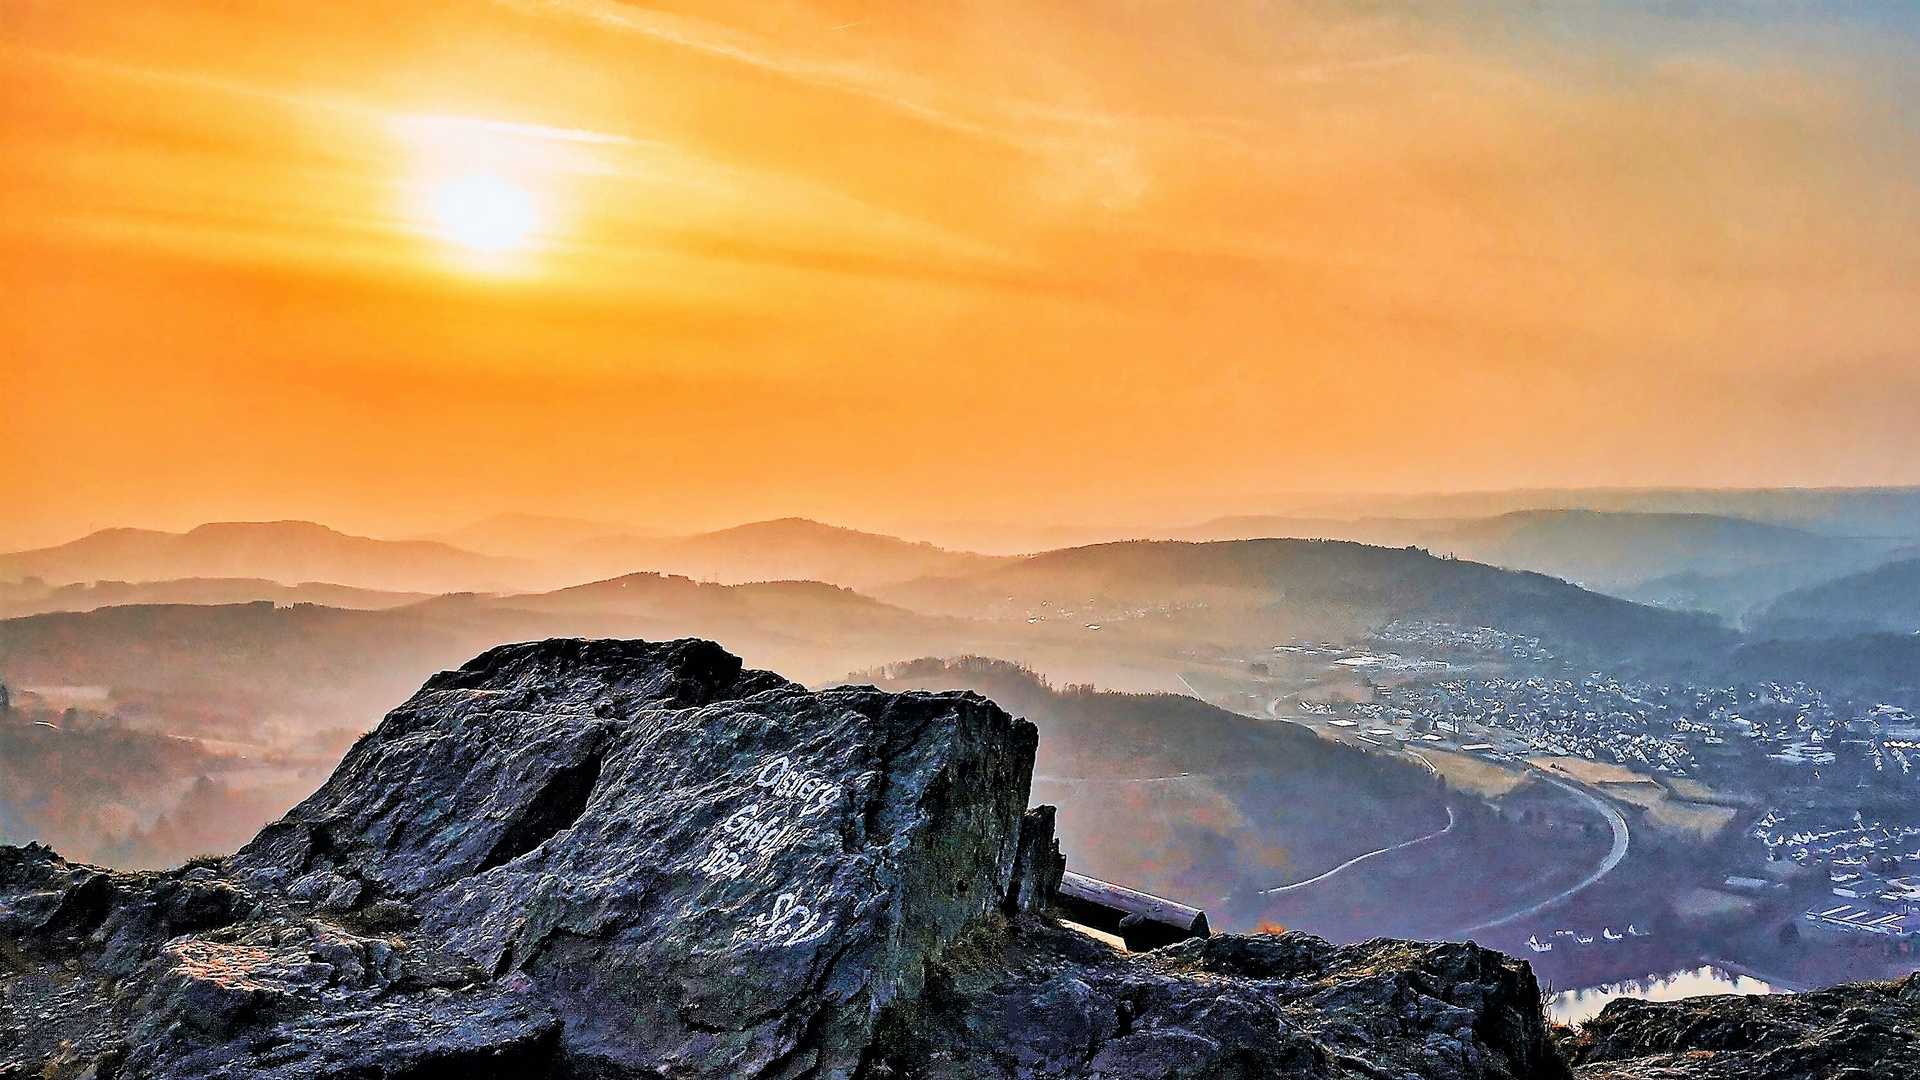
[[1646, 799, 1740, 840], [1527, 756, 1651, 787], [1527, 758, 1738, 840], [1417, 748, 1526, 797]]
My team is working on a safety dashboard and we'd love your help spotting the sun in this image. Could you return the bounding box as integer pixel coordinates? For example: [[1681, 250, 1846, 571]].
[[433, 173, 534, 251]]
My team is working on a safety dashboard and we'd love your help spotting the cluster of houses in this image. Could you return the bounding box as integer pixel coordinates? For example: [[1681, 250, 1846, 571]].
[[1264, 626, 1918, 796], [1372, 621, 1558, 665], [1289, 631, 1920, 955], [1371, 672, 1707, 775], [1705, 689, 1920, 776], [1329, 650, 1920, 797], [1261, 624, 1920, 957], [1752, 810, 1920, 946]]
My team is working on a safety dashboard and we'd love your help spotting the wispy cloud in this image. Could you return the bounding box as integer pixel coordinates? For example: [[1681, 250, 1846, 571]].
[[489, 0, 1008, 141], [6, 0, 1920, 538], [387, 113, 637, 145]]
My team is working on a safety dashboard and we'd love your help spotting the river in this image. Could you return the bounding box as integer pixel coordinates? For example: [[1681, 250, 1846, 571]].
[[1548, 965, 1777, 1025]]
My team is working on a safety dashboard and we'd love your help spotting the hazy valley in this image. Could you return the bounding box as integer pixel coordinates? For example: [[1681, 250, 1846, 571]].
[[6, 496, 1920, 1006]]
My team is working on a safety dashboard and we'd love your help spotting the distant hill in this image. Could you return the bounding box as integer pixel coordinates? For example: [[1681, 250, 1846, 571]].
[[569, 517, 1007, 590], [419, 512, 654, 559], [0, 572, 966, 742], [9, 537, 1741, 788], [0, 577, 430, 620], [0, 522, 543, 594], [0, 527, 1743, 682], [0, 517, 1000, 611], [1729, 632, 1920, 701], [1170, 510, 1905, 621], [876, 537, 1734, 670], [1747, 558, 1920, 639], [489, 572, 943, 645], [1195, 487, 1920, 539], [1429, 509, 1862, 580], [1423, 510, 1903, 621]]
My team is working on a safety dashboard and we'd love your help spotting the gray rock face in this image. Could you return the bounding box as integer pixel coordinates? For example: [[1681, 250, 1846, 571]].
[[1, 637, 1585, 1079], [233, 638, 1042, 1079]]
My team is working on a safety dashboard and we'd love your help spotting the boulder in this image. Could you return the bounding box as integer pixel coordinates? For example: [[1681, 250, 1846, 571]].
[[229, 637, 1042, 1079]]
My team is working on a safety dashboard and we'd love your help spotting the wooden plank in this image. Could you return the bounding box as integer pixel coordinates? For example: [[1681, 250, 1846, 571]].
[[1054, 870, 1210, 951]]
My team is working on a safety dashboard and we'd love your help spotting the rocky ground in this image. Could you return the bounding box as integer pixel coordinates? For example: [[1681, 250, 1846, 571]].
[[873, 917, 1562, 1079], [1560, 971, 1920, 1079], [0, 637, 1909, 1079]]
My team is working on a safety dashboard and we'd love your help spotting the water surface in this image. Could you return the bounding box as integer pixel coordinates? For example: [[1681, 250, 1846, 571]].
[[1549, 965, 1775, 1025]]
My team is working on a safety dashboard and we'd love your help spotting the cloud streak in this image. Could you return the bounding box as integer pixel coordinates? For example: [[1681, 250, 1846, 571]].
[[3, 0, 1919, 542]]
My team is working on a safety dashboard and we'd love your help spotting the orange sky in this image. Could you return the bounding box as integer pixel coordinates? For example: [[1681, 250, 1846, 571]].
[[5, 1, 1919, 549]]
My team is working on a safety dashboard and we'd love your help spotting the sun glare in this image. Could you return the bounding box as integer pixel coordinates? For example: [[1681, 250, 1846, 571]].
[[434, 173, 534, 251]]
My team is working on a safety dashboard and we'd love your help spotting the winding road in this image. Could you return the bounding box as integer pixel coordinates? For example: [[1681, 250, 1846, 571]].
[[1463, 775, 1631, 932], [1261, 805, 1457, 896], [1197, 685, 1632, 927]]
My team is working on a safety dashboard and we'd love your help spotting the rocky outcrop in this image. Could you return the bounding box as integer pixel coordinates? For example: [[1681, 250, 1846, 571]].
[[1565, 971, 1920, 1079], [4, 637, 1576, 1078], [234, 637, 1043, 1079], [873, 919, 1567, 1080]]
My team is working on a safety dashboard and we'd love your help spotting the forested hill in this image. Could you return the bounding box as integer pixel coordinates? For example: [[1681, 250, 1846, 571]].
[[878, 538, 1736, 670]]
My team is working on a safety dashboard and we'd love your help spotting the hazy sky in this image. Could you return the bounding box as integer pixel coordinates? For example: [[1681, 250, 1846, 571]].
[[6, 1, 1919, 548]]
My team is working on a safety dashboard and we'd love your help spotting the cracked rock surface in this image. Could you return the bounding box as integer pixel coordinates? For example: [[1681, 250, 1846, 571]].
[[0, 637, 1601, 1078]]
